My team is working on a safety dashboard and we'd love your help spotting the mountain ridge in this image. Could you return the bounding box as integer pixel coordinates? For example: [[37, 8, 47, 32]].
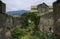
[[7, 10, 30, 16]]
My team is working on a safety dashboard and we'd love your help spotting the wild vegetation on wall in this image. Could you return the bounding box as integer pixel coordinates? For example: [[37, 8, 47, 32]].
[[11, 12, 56, 39]]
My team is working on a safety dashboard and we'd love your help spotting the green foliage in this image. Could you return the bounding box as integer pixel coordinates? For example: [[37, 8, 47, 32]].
[[11, 26, 27, 39], [11, 26, 56, 39], [21, 12, 40, 30], [11, 12, 56, 39]]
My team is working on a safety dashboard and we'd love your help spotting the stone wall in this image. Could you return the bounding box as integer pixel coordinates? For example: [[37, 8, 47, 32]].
[[38, 12, 53, 32], [0, 13, 22, 39], [53, 0, 60, 39], [0, 1, 6, 13], [0, 13, 13, 39], [12, 16, 22, 27], [0, 1, 23, 39], [37, 3, 49, 14]]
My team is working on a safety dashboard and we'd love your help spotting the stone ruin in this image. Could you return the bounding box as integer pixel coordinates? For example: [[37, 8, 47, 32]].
[[0, 0, 60, 39], [0, 0, 22, 39], [53, 0, 60, 39]]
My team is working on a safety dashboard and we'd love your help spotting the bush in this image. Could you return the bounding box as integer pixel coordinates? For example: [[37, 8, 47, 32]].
[[11, 26, 27, 39], [11, 27, 56, 39], [11, 12, 56, 39]]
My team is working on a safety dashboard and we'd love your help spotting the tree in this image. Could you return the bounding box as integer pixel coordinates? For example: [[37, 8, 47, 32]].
[[21, 12, 40, 31], [11, 12, 55, 39]]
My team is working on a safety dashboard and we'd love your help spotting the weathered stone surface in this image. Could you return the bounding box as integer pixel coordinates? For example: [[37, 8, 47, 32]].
[[38, 12, 53, 32], [0, 1, 6, 13], [0, 1, 13, 39], [53, 0, 60, 39], [38, 3, 53, 32], [0, 0, 22, 39], [37, 3, 49, 14], [12, 16, 22, 27]]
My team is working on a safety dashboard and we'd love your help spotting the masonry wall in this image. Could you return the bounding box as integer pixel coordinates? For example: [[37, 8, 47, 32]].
[[53, 0, 60, 39], [0, 1, 23, 39], [0, 1, 6, 13], [37, 3, 49, 14], [38, 12, 53, 32], [0, 13, 13, 39]]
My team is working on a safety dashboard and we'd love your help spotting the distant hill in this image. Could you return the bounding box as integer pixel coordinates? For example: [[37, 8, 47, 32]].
[[7, 10, 30, 16]]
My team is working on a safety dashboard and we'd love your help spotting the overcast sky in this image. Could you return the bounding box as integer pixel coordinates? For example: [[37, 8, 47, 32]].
[[2, 0, 56, 12]]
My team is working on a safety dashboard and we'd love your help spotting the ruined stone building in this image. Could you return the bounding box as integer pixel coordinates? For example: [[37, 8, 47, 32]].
[[49, 6, 53, 12], [37, 3, 54, 32], [31, 3, 54, 32], [31, 3, 53, 13], [31, 0, 60, 39], [0, 0, 22, 39], [37, 3, 49, 14], [38, 12, 54, 32], [0, 0, 6, 13], [0, 0, 59, 39], [31, 5, 38, 13], [0, 1, 13, 39], [53, 0, 60, 39]]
